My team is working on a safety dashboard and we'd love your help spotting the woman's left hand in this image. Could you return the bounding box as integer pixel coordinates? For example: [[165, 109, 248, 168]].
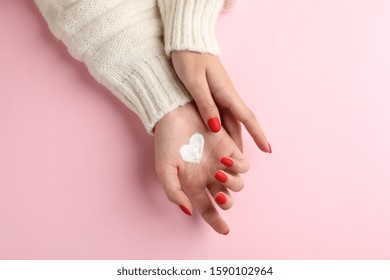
[[154, 102, 250, 234]]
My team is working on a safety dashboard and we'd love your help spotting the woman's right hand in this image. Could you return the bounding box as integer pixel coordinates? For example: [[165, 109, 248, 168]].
[[171, 51, 272, 153]]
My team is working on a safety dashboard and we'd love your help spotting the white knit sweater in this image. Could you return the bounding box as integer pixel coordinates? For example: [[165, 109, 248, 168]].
[[158, 0, 224, 56], [35, 0, 230, 133]]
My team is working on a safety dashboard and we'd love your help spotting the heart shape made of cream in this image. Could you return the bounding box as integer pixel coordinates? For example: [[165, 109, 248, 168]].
[[179, 133, 204, 164]]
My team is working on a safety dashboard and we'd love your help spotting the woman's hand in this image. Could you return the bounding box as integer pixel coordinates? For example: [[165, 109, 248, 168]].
[[154, 102, 249, 234], [172, 51, 271, 153]]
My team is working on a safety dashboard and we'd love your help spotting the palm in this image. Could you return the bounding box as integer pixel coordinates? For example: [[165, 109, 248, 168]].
[[155, 102, 247, 234], [177, 129, 235, 198]]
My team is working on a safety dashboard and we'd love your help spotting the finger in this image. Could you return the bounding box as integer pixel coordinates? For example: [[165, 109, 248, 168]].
[[206, 61, 271, 153], [214, 170, 244, 192], [220, 156, 250, 174], [182, 73, 222, 133], [191, 190, 230, 235], [156, 164, 193, 216], [230, 100, 270, 153], [208, 182, 233, 210], [220, 109, 243, 152]]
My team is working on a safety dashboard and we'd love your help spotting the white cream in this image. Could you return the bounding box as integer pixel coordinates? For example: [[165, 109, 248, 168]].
[[179, 133, 204, 164]]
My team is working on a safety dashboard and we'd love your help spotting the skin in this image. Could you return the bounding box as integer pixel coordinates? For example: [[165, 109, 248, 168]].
[[155, 102, 249, 235], [172, 51, 271, 153]]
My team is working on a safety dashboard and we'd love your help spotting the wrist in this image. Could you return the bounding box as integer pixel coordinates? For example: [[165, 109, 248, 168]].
[[155, 102, 200, 133]]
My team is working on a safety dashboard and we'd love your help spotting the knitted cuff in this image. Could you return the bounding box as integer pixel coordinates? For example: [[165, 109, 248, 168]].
[[158, 0, 224, 56], [35, 0, 192, 133], [90, 39, 192, 133]]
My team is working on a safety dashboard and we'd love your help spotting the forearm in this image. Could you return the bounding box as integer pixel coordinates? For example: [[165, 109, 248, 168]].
[[35, 0, 192, 133]]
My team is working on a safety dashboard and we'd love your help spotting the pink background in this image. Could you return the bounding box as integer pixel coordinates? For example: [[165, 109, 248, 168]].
[[1, 0, 390, 259]]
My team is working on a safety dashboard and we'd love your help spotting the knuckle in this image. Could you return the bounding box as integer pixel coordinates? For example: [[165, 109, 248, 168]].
[[166, 192, 176, 204], [165, 189, 178, 204], [199, 101, 217, 115], [155, 164, 163, 177], [235, 181, 245, 192], [239, 180, 245, 191], [155, 162, 169, 178], [240, 160, 250, 173], [201, 206, 217, 220], [229, 177, 244, 192], [243, 110, 256, 127], [245, 161, 250, 172]]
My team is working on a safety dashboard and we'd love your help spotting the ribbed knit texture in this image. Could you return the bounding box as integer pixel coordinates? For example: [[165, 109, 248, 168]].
[[35, 0, 192, 133], [157, 0, 224, 56]]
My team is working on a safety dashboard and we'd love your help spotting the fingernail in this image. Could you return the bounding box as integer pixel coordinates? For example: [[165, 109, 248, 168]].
[[223, 228, 230, 235], [268, 143, 272, 153], [215, 171, 227, 183], [221, 157, 233, 167], [207, 118, 221, 133], [179, 205, 192, 216], [215, 193, 227, 205]]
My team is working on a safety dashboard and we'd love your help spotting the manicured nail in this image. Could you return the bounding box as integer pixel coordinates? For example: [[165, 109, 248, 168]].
[[179, 205, 192, 216], [207, 118, 221, 133], [215, 171, 227, 183], [223, 228, 230, 235], [215, 193, 227, 205], [221, 157, 233, 167], [268, 143, 272, 153]]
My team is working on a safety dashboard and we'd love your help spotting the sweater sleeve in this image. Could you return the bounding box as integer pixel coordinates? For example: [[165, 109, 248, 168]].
[[35, 0, 192, 133], [157, 0, 224, 56]]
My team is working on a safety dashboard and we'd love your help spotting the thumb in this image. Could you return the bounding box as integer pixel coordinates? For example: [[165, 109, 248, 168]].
[[156, 164, 193, 216]]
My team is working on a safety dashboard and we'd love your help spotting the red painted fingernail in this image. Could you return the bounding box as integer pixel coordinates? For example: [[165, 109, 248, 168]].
[[215, 193, 227, 205], [268, 143, 272, 153], [207, 118, 221, 133], [179, 205, 192, 216], [221, 157, 233, 167], [215, 171, 227, 183], [223, 228, 230, 235]]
